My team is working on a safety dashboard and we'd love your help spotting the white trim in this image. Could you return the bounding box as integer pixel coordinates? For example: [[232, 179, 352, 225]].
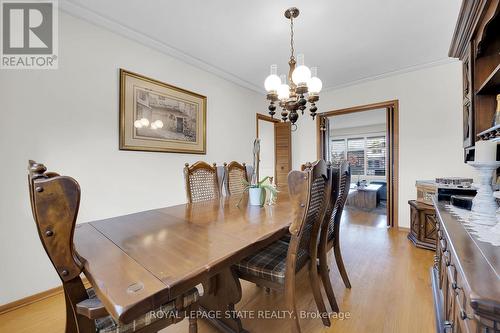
[[59, 1, 263, 93], [331, 131, 386, 141], [322, 58, 459, 92]]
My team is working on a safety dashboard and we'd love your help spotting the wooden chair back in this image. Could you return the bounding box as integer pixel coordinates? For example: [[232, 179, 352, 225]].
[[27, 160, 93, 332], [286, 160, 331, 272], [323, 160, 351, 244], [224, 161, 248, 196], [184, 161, 220, 203]]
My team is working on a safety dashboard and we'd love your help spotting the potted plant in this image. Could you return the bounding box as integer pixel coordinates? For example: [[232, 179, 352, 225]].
[[238, 139, 278, 207], [242, 176, 277, 206]]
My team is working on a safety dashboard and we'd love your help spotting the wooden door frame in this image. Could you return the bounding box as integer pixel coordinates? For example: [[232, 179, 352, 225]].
[[256, 113, 281, 182], [316, 100, 399, 228], [256, 113, 280, 137]]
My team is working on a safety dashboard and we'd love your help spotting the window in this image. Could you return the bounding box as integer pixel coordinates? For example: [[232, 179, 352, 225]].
[[331, 139, 346, 167], [366, 136, 386, 176], [329, 135, 386, 176], [347, 138, 365, 175]]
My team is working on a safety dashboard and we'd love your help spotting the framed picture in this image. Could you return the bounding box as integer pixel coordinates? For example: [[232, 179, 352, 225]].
[[119, 69, 207, 154]]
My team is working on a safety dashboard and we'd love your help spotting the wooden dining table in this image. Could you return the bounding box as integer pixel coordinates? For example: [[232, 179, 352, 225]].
[[74, 195, 293, 333]]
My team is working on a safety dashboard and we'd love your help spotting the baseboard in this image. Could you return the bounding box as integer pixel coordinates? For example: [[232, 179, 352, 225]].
[[0, 285, 63, 315], [398, 226, 410, 232], [0, 278, 90, 315]]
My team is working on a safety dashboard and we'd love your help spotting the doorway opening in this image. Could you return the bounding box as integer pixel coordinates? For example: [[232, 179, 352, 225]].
[[317, 100, 399, 228], [256, 114, 292, 192]]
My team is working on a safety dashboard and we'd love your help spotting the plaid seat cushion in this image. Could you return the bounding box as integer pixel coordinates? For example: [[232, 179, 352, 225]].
[[235, 240, 309, 285], [83, 287, 199, 333], [280, 233, 292, 243]]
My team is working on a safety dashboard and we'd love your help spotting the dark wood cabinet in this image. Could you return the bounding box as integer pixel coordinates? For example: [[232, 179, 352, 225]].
[[408, 200, 437, 251], [432, 201, 500, 333], [462, 44, 474, 149], [422, 213, 438, 247], [449, 0, 500, 160]]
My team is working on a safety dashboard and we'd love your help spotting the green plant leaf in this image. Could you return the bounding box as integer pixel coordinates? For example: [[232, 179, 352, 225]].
[[261, 184, 278, 195], [258, 176, 270, 187], [260, 187, 266, 207]]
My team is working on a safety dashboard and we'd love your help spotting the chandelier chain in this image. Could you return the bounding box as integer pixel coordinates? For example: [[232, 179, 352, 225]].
[[290, 16, 295, 60]]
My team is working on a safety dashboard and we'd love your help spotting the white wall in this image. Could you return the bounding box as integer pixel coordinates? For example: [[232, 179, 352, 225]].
[[330, 124, 386, 137], [0, 13, 264, 304], [292, 61, 473, 228], [329, 108, 386, 129]]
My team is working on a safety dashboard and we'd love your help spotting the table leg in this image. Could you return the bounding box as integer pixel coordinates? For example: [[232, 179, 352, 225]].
[[200, 267, 249, 333]]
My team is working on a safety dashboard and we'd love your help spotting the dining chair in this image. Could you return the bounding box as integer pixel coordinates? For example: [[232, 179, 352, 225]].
[[224, 161, 248, 196], [318, 160, 352, 313], [234, 160, 332, 332], [184, 161, 220, 203], [28, 160, 200, 333]]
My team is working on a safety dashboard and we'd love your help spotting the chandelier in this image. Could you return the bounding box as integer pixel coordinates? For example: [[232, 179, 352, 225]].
[[264, 7, 322, 129]]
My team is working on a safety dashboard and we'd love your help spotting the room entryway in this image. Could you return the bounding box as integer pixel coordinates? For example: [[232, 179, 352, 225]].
[[256, 114, 292, 192], [317, 100, 399, 228]]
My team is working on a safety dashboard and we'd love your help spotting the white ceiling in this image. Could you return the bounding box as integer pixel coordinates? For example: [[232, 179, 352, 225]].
[[61, 0, 462, 93]]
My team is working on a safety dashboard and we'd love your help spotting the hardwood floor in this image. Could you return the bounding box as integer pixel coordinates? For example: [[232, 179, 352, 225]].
[[343, 207, 388, 228], [0, 211, 434, 333]]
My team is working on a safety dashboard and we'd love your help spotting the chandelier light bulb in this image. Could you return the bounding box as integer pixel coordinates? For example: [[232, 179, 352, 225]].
[[134, 120, 143, 128], [277, 74, 290, 100], [308, 67, 322, 93], [292, 66, 311, 85], [292, 53, 311, 85], [140, 118, 150, 127], [277, 84, 290, 100], [308, 77, 323, 94], [264, 71, 281, 93]]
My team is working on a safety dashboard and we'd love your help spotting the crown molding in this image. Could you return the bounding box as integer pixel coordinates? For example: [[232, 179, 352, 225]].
[[59, 0, 263, 94], [322, 58, 459, 92]]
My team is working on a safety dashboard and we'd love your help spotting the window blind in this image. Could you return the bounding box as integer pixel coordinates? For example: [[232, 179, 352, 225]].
[[366, 136, 386, 176], [330, 139, 346, 167], [347, 138, 365, 175]]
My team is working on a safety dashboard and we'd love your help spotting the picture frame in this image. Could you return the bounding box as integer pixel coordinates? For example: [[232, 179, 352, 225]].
[[119, 69, 207, 154]]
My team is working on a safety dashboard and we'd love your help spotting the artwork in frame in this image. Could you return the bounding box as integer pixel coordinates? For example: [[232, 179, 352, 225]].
[[119, 69, 207, 154]]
